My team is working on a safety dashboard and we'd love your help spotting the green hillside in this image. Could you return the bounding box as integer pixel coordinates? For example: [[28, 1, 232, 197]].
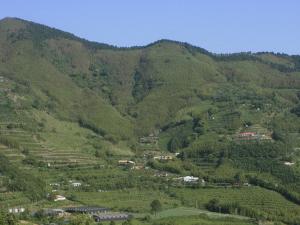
[[0, 17, 300, 225]]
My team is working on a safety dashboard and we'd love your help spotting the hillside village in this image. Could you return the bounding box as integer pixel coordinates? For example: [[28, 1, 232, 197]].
[[1, 129, 297, 224]]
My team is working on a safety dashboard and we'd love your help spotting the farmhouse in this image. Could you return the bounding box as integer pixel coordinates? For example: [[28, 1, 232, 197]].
[[153, 155, 173, 161], [118, 160, 135, 166], [71, 182, 82, 187], [131, 165, 144, 170], [54, 195, 66, 201], [284, 162, 295, 166], [183, 176, 199, 183], [237, 132, 257, 140], [155, 172, 169, 177]]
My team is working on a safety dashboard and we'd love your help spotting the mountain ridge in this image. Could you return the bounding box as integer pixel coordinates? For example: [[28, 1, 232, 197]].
[[1, 17, 299, 57]]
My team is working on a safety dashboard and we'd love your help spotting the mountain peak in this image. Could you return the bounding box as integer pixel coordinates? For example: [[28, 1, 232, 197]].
[[0, 17, 27, 31], [0, 16, 21, 22]]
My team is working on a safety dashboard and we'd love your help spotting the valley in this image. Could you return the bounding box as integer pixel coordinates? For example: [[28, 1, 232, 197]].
[[0, 17, 300, 225]]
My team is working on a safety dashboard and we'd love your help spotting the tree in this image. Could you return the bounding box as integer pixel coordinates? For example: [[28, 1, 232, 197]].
[[122, 219, 132, 225], [122, 218, 132, 225], [6, 213, 16, 225], [0, 210, 17, 225], [205, 198, 220, 212], [109, 221, 116, 225], [291, 105, 300, 117], [272, 130, 285, 141], [150, 199, 162, 215], [0, 209, 6, 225], [168, 137, 181, 152], [234, 172, 243, 185], [95, 150, 101, 158]]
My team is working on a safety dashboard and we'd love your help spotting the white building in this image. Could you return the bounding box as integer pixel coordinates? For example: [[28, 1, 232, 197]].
[[71, 182, 82, 187], [284, 162, 295, 166], [118, 160, 135, 166], [8, 208, 25, 214], [54, 195, 66, 201], [183, 176, 199, 183]]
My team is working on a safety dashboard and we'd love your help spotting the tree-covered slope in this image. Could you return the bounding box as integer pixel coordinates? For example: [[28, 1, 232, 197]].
[[0, 17, 300, 147], [0, 17, 299, 154]]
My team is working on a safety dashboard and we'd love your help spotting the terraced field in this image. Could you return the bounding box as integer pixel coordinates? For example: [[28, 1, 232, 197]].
[[0, 125, 99, 167], [0, 192, 31, 207]]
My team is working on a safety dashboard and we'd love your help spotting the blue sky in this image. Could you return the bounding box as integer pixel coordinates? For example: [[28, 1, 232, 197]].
[[1, 0, 299, 54]]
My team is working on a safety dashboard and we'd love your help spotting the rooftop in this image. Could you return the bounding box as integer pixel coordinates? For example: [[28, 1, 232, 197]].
[[64, 206, 109, 213]]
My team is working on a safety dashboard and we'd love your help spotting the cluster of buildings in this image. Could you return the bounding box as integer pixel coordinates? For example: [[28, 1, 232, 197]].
[[8, 207, 25, 214], [173, 176, 205, 185], [49, 180, 83, 201], [69, 180, 82, 187], [44, 206, 130, 223], [235, 132, 272, 141], [118, 160, 147, 170], [153, 155, 173, 161]]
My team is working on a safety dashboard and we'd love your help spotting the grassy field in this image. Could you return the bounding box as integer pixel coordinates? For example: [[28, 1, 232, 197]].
[[69, 189, 180, 213], [147, 215, 256, 225], [148, 207, 249, 220], [90, 207, 256, 225], [171, 186, 300, 218], [99, 215, 256, 225]]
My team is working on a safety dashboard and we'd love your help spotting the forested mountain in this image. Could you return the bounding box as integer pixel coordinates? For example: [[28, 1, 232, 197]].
[[0, 17, 300, 225], [1, 17, 300, 140]]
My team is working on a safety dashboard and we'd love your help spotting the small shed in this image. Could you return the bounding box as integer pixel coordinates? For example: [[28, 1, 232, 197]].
[[54, 195, 66, 201], [183, 176, 199, 183], [118, 160, 135, 166]]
